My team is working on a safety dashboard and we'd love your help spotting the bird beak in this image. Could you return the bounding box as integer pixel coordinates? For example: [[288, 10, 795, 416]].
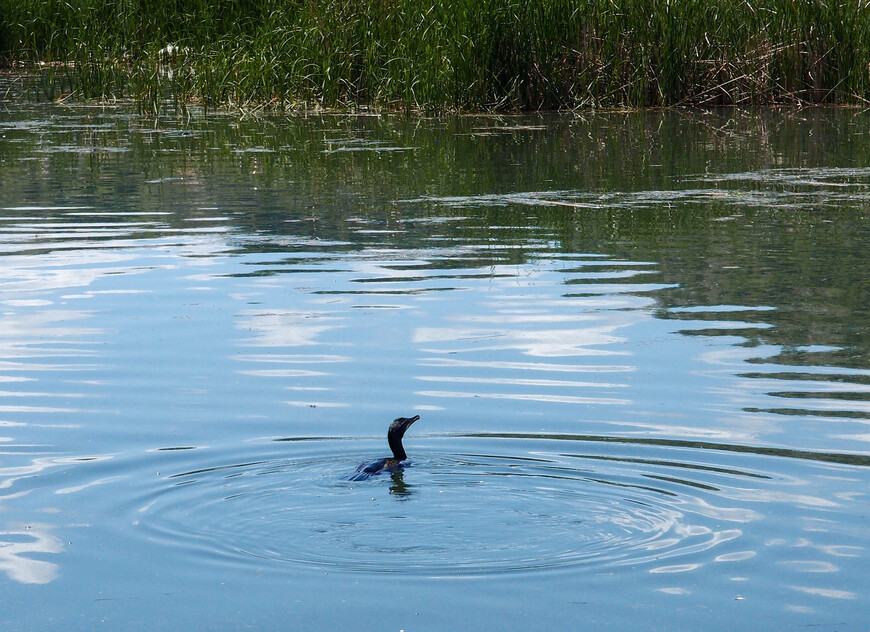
[[407, 415, 420, 425]]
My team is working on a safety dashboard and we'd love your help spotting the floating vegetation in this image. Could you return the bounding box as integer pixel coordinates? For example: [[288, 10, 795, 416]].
[[2, 0, 870, 112]]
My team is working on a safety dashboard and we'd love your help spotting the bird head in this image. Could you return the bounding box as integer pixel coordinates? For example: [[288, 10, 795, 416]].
[[389, 415, 420, 438]]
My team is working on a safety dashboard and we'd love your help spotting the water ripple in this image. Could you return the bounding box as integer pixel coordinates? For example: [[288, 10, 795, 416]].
[[127, 436, 781, 578]]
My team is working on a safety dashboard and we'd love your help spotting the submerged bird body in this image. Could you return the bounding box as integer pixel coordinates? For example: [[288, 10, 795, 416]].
[[352, 415, 419, 480], [354, 456, 401, 477]]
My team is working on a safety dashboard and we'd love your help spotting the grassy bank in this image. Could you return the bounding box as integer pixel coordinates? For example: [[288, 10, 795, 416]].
[[2, 0, 870, 112]]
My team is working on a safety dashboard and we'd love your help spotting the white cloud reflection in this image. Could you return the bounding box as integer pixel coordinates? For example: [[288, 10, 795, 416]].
[[785, 585, 857, 600], [235, 309, 345, 347], [413, 325, 630, 357], [0, 524, 63, 584], [415, 390, 629, 405]]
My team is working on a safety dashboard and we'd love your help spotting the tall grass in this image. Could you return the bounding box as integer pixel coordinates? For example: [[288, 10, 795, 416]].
[[2, 0, 870, 112]]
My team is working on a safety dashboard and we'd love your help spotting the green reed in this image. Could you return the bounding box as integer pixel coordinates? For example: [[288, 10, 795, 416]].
[[3, 0, 870, 112]]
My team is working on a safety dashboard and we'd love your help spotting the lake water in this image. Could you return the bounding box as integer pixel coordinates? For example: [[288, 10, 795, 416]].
[[1, 98, 869, 630]]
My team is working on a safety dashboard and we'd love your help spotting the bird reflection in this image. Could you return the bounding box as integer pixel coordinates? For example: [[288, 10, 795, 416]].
[[389, 470, 413, 498]]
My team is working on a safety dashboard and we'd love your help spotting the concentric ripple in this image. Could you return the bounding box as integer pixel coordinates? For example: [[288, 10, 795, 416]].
[[131, 438, 752, 576]]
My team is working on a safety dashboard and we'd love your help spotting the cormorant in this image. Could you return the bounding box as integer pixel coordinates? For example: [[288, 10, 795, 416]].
[[352, 415, 420, 480]]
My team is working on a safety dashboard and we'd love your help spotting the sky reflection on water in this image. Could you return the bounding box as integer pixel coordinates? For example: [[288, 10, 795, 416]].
[[0, 104, 869, 630]]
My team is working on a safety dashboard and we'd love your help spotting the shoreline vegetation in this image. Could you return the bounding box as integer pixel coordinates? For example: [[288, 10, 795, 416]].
[[2, 0, 870, 114]]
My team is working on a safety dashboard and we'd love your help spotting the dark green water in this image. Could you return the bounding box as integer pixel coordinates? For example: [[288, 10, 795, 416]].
[[1, 99, 869, 630]]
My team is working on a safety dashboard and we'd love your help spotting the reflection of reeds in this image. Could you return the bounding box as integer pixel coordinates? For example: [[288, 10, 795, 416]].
[[3, 0, 870, 111]]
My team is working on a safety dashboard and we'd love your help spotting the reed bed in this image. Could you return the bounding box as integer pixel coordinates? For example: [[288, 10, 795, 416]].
[[2, 0, 870, 112]]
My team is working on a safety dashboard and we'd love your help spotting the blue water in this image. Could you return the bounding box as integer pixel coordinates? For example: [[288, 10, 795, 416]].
[[0, 103, 869, 630]]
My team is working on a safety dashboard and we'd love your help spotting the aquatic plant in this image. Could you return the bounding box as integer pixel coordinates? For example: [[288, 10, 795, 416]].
[[2, 0, 870, 111]]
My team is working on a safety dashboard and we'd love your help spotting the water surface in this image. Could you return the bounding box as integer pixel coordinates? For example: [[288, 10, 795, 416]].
[[1, 100, 869, 630]]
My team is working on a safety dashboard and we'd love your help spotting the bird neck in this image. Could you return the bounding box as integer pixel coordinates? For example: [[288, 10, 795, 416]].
[[388, 432, 407, 461]]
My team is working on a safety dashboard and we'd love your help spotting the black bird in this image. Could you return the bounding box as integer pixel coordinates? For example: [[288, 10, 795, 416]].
[[352, 415, 420, 480]]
